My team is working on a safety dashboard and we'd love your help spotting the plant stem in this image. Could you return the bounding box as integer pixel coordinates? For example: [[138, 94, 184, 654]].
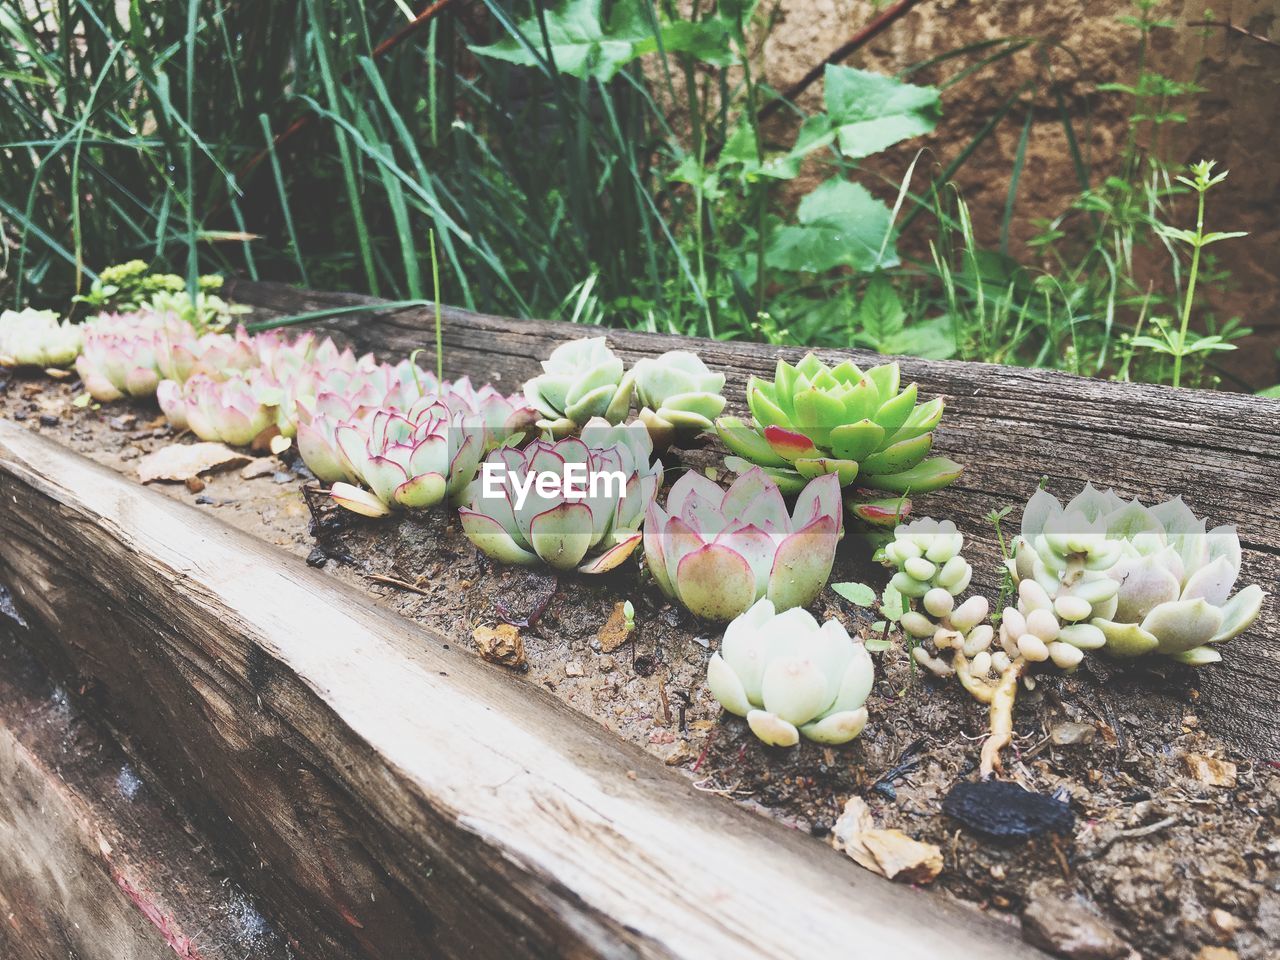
[[1172, 186, 1205, 389]]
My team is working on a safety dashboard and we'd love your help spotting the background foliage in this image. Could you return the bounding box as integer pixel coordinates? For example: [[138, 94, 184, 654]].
[[0, 0, 1268, 391]]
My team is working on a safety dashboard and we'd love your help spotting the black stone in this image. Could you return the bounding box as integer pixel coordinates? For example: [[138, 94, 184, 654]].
[[942, 779, 1074, 841], [306, 547, 329, 568], [38, 414, 60, 427]]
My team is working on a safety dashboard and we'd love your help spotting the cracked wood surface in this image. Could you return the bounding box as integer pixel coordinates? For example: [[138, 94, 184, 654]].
[[0, 422, 1041, 960], [229, 279, 1280, 757]]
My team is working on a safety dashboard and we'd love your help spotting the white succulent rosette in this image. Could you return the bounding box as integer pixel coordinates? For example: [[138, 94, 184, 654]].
[[157, 370, 277, 446], [329, 398, 487, 516], [707, 598, 874, 747], [1011, 484, 1265, 664], [458, 417, 662, 573], [625, 350, 726, 449], [523, 337, 633, 437], [643, 468, 843, 622], [0, 308, 82, 368], [278, 349, 386, 437], [153, 320, 258, 383]]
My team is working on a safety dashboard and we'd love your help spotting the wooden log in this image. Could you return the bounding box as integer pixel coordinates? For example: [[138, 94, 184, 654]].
[[227, 279, 1280, 757], [0, 422, 1041, 960], [0, 627, 293, 960]]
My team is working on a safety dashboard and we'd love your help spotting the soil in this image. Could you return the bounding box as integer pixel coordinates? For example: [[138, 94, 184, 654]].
[[3, 370, 1278, 960]]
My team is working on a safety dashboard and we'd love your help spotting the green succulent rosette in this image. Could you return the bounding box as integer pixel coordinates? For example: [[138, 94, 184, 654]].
[[626, 349, 726, 450], [714, 352, 961, 520], [523, 336, 634, 438]]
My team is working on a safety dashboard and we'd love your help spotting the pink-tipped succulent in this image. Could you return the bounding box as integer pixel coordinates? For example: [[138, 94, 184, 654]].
[[459, 418, 662, 573], [153, 320, 258, 383], [157, 371, 277, 446], [328, 398, 487, 517], [644, 468, 844, 622], [75, 311, 165, 400]]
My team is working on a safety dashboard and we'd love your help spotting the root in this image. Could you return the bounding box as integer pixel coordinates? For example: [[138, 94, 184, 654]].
[[980, 659, 1026, 779]]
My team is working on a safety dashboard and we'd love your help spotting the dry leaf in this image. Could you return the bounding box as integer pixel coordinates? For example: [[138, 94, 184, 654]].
[[137, 443, 249, 484], [1183, 753, 1237, 788], [269, 434, 293, 455], [597, 601, 633, 653], [240, 457, 277, 480], [473, 624, 526, 669], [831, 796, 942, 885]]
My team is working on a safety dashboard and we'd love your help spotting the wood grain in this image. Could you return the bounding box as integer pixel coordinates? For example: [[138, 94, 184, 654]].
[[0, 629, 292, 960], [230, 279, 1280, 756], [0, 422, 1041, 960]]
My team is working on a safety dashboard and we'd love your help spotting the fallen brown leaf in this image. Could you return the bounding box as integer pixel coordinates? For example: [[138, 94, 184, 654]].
[[240, 457, 277, 480], [831, 796, 942, 885], [597, 601, 633, 653], [137, 443, 250, 484]]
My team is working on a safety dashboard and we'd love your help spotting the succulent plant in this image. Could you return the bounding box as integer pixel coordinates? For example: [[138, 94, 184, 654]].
[[459, 418, 662, 572], [706, 598, 874, 747], [75, 311, 165, 400], [644, 468, 843, 622], [715, 353, 960, 519], [153, 321, 259, 383], [328, 398, 487, 516], [523, 337, 633, 437], [1010, 484, 1265, 664], [157, 371, 277, 446], [0, 308, 82, 368], [624, 350, 726, 449]]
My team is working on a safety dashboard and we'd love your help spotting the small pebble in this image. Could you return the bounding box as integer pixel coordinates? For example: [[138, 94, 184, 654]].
[[185, 476, 206, 494], [565, 661, 584, 678], [194, 494, 216, 505], [1050, 721, 1097, 746], [38, 413, 59, 427], [272, 471, 296, 484], [306, 547, 328, 568], [1021, 896, 1130, 960]]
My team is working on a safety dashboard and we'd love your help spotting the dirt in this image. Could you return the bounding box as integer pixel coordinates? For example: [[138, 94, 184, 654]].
[[3, 371, 1278, 960]]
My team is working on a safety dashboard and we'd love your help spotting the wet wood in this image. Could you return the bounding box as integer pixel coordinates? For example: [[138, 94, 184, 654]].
[[0, 624, 291, 960], [228, 279, 1280, 756], [0, 422, 1041, 960]]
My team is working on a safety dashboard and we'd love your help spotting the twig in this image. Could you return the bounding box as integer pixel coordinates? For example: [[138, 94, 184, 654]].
[[1085, 815, 1180, 861], [1187, 19, 1279, 48], [366, 573, 431, 596], [758, 0, 928, 121]]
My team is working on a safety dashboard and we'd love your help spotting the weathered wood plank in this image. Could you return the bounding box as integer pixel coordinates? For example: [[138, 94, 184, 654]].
[[0, 626, 293, 960], [0, 422, 1041, 960], [227, 279, 1280, 757]]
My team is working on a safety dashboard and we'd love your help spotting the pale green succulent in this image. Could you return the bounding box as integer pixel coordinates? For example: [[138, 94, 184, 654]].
[[714, 353, 960, 523], [624, 350, 726, 449], [1011, 484, 1265, 664], [523, 337, 634, 437], [0, 308, 81, 368], [707, 598, 874, 747]]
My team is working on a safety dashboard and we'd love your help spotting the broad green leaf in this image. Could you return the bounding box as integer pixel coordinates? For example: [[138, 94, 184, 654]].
[[880, 316, 956, 360], [639, 19, 734, 65], [765, 179, 897, 273], [471, 0, 645, 81], [1258, 385, 1280, 399], [858, 273, 905, 345], [824, 64, 941, 159], [832, 581, 876, 606]]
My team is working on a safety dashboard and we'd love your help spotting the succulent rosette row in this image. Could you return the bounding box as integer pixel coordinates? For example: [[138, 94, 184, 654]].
[[460, 419, 662, 573], [329, 398, 487, 516], [0, 308, 82, 368], [157, 371, 277, 446], [644, 468, 843, 622], [1011, 484, 1265, 664], [715, 353, 960, 522], [523, 337, 633, 437], [707, 598, 874, 747], [625, 350, 726, 449], [153, 321, 259, 384]]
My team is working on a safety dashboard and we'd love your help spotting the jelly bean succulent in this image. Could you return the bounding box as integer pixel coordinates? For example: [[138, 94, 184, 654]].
[[625, 350, 726, 449], [459, 418, 662, 573], [715, 354, 961, 520], [644, 469, 843, 622], [523, 337, 633, 437], [0, 308, 81, 368], [707, 598, 874, 747], [1011, 484, 1264, 665], [329, 398, 487, 516]]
